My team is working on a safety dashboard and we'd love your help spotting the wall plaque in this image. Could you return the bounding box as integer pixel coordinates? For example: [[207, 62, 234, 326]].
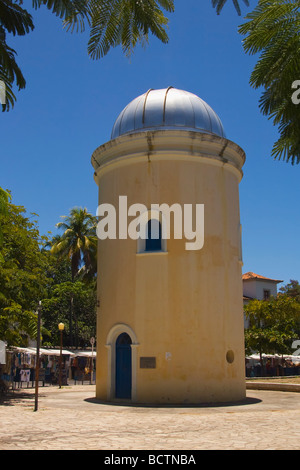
[[140, 357, 156, 369]]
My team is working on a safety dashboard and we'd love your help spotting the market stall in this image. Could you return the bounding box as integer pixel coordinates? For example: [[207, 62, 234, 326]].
[[1, 347, 74, 389], [1, 347, 97, 388], [70, 350, 96, 384], [246, 353, 300, 377]]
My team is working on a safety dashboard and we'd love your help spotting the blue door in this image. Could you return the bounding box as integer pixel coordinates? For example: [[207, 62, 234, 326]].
[[115, 333, 132, 399]]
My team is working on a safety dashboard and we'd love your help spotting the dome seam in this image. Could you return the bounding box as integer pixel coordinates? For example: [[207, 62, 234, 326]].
[[111, 88, 225, 139]]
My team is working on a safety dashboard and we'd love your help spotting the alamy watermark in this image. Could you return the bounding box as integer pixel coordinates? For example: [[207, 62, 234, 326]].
[[96, 196, 204, 251], [0, 80, 6, 106], [291, 80, 300, 104], [292, 339, 300, 364]]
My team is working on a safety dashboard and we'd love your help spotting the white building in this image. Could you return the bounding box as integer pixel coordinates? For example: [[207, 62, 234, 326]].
[[243, 271, 283, 328]]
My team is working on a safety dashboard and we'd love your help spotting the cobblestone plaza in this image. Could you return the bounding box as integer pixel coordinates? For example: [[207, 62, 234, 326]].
[[1, 384, 300, 450]]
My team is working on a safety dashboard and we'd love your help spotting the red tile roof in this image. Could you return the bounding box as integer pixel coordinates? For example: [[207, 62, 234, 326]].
[[242, 272, 283, 283]]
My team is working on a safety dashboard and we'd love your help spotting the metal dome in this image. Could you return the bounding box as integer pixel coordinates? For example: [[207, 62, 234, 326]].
[[111, 87, 225, 140]]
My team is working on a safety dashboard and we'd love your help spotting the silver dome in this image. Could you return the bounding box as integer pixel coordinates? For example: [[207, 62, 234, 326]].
[[111, 87, 225, 139]]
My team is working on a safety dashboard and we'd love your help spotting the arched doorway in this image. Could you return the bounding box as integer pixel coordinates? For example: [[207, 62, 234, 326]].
[[105, 324, 138, 401], [115, 333, 132, 399]]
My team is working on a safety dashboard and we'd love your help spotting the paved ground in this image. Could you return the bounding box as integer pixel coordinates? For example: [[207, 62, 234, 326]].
[[1, 384, 300, 450]]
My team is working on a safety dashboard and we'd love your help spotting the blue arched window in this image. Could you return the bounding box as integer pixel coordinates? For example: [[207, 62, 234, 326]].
[[145, 219, 162, 252]]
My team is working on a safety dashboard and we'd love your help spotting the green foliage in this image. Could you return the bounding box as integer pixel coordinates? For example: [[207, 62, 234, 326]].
[[32, 0, 88, 19], [0, 187, 11, 251], [82, 0, 174, 60], [211, 0, 249, 16], [0, 0, 35, 111], [279, 279, 300, 302], [0, 190, 97, 348], [1, 0, 174, 110], [239, 0, 300, 164], [0, 192, 50, 345], [0, 301, 38, 345], [46, 207, 98, 346], [41, 280, 96, 347], [48, 207, 97, 347], [0, 187, 11, 213], [245, 294, 300, 357], [50, 206, 97, 281], [4, 0, 299, 166]]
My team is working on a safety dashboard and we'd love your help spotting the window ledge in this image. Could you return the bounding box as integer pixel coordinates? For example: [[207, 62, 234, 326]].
[[136, 251, 168, 256]]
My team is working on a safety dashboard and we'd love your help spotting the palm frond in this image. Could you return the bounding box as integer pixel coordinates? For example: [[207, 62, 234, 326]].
[[32, 0, 90, 32], [32, 0, 88, 19], [212, 0, 249, 15], [0, 39, 26, 111], [0, 0, 34, 36], [85, 0, 172, 59], [1, 0, 174, 110], [239, 0, 300, 164], [0, 1, 34, 111], [51, 207, 97, 280]]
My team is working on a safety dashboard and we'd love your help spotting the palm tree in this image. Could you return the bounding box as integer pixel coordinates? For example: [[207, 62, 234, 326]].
[[0, 1, 34, 110], [81, 0, 174, 59], [2, 0, 253, 111], [239, 0, 300, 165], [51, 207, 97, 281], [1, 0, 174, 110], [50, 207, 97, 346]]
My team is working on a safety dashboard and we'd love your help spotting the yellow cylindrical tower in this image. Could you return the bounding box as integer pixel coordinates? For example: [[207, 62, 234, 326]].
[[92, 88, 246, 404]]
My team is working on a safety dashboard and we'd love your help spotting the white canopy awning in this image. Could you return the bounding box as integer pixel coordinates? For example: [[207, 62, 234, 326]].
[[10, 346, 96, 357], [11, 346, 74, 356], [246, 353, 300, 362], [40, 348, 75, 356], [73, 350, 96, 357]]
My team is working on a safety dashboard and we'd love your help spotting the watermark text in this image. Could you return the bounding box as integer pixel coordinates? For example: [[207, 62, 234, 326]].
[[291, 80, 300, 104], [96, 196, 204, 251], [0, 80, 6, 105]]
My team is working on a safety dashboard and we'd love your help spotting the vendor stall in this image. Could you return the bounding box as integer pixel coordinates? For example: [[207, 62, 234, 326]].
[[1, 347, 74, 389], [246, 353, 300, 377], [1, 347, 96, 388], [70, 350, 96, 384]]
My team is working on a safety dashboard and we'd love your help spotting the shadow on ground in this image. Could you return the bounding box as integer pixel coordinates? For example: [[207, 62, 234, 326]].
[[0, 390, 47, 407], [84, 396, 262, 408]]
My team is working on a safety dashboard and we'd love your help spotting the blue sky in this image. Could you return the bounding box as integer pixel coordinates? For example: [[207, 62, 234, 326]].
[[1, 1, 299, 287]]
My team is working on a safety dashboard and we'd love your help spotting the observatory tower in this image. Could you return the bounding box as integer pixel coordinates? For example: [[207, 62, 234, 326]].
[[92, 87, 246, 404]]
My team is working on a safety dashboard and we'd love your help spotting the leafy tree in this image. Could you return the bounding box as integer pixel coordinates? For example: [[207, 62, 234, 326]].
[[278, 280, 300, 341], [0, 191, 97, 348], [0, 193, 50, 345], [279, 279, 300, 302], [41, 280, 96, 348], [50, 207, 97, 345], [245, 295, 300, 370], [0, 187, 11, 258], [0, 186, 11, 215]]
